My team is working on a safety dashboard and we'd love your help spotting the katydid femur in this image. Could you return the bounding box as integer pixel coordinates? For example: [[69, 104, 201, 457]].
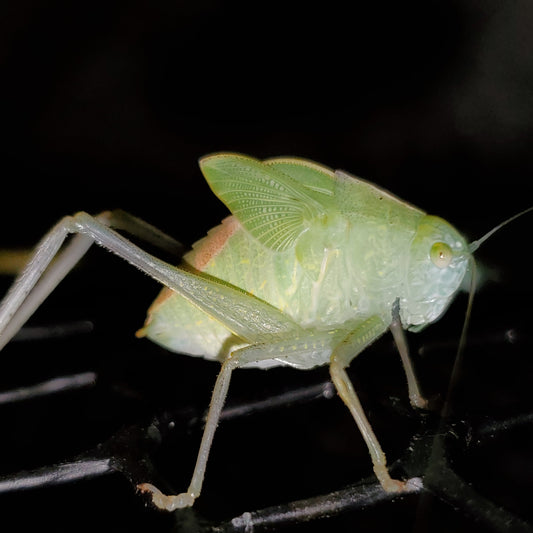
[[0, 153, 530, 510]]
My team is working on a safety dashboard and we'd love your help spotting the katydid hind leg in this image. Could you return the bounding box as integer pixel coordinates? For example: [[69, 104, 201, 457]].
[[0, 210, 184, 351], [329, 316, 423, 493], [103, 209, 185, 258]]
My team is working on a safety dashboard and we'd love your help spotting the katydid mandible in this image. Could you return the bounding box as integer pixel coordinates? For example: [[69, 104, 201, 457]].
[[0, 153, 527, 511]]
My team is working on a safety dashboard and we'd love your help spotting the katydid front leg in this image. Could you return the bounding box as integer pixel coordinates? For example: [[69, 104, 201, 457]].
[[390, 299, 429, 410]]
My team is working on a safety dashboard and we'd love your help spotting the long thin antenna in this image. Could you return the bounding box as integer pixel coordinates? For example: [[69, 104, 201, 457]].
[[469, 206, 533, 253], [441, 257, 477, 419]]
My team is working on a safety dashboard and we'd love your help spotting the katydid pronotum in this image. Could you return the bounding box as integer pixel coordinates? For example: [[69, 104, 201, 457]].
[[0, 153, 530, 511]]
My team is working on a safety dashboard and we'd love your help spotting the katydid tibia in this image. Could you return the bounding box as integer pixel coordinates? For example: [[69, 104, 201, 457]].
[[0, 153, 530, 510]]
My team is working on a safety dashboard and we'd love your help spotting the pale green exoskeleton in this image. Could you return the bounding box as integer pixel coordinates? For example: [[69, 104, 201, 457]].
[[0, 153, 530, 510]]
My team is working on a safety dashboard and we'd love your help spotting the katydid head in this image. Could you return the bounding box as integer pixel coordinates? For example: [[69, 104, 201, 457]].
[[402, 206, 533, 332], [403, 215, 470, 330]]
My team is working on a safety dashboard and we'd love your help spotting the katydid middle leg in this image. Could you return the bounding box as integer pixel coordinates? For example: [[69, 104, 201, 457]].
[[329, 315, 422, 492], [139, 330, 343, 510]]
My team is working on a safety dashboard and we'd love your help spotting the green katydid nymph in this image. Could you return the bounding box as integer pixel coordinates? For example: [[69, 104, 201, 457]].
[[0, 153, 529, 511]]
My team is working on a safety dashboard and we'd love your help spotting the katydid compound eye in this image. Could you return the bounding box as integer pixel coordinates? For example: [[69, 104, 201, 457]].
[[430, 242, 453, 268]]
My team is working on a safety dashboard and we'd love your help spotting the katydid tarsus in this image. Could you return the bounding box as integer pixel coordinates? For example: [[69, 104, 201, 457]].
[[0, 153, 530, 511]]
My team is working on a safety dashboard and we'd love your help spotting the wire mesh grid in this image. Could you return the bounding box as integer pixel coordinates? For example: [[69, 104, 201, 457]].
[[0, 239, 531, 533]]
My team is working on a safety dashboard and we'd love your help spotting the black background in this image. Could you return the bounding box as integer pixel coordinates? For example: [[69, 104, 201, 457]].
[[0, 1, 532, 532]]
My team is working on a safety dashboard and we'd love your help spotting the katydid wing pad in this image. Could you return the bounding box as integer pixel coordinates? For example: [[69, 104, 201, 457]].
[[199, 154, 326, 252]]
